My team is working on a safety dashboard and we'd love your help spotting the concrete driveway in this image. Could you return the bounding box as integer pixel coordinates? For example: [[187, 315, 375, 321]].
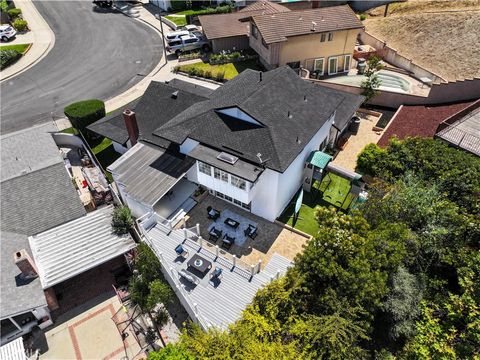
[[0, 0, 163, 134]]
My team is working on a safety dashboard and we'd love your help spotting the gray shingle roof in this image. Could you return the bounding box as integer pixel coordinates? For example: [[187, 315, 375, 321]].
[[1, 163, 87, 236], [1, 232, 47, 318], [153, 66, 363, 172], [108, 143, 195, 206], [252, 5, 363, 44], [87, 79, 212, 148], [1, 123, 62, 182]]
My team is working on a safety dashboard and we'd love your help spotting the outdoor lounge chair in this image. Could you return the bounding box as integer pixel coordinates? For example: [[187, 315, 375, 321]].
[[207, 206, 220, 221], [244, 224, 258, 240], [222, 234, 235, 249], [175, 244, 189, 259], [210, 267, 223, 279], [209, 226, 222, 241], [178, 269, 197, 285]]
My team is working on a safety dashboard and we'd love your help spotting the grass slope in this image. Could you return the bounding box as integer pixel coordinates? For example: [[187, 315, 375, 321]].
[[177, 60, 261, 80], [0, 43, 30, 53]]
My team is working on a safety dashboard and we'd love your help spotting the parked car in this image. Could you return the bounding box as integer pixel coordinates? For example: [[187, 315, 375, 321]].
[[165, 30, 190, 43], [180, 24, 199, 32], [0, 25, 16, 42], [166, 34, 211, 56]]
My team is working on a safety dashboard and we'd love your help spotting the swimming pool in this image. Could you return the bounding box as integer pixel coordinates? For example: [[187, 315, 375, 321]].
[[324, 70, 412, 94]]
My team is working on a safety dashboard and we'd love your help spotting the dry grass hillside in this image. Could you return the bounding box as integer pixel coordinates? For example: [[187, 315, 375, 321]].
[[363, 0, 480, 81]]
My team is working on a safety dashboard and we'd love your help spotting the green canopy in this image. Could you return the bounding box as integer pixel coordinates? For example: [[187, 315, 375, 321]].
[[306, 151, 332, 170]]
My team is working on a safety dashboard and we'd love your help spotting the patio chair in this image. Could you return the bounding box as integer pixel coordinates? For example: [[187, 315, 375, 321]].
[[222, 234, 235, 249], [175, 244, 189, 259], [210, 267, 223, 280], [209, 226, 222, 241], [178, 269, 197, 285], [207, 206, 220, 221], [244, 224, 258, 240]]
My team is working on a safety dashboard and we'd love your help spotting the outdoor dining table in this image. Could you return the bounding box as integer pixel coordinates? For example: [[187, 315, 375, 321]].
[[187, 253, 212, 274], [224, 217, 240, 229]]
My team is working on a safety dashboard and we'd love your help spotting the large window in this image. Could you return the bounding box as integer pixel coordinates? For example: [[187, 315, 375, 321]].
[[320, 33, 326, 42], [344, 54, 351, 72], [328, 32, 333, 41], [314, 58, 324, 75], [230, 175, 247, 190], [214, 168, 229, 182], [198, 162, 212, 176], [328, 57, 338, 75], [215, 191, 251, 210]]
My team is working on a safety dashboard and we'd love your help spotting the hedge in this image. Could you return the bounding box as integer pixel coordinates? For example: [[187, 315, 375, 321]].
[[0, 49, 21, 70], [7, 8, 21, 19], [12, 18, 28, 32], [64, 99, 106, 131]]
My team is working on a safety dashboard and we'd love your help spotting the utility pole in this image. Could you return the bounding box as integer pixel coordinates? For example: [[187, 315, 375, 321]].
[[157, 2, 168, 64], [384, 3, 390, 17]]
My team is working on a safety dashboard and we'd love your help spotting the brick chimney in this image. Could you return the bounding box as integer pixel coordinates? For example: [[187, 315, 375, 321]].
[[14, 249, 38, 280], [123, 109, 139, 146]]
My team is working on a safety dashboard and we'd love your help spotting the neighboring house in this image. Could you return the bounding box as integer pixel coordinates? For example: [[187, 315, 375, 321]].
[[249, 5, 363, 74], [0, 124, 135, 345], [435, 99, 480, 157], [199, 1, 290, 53], [96, 67, 362, 222], [378, 100, 478, 148]]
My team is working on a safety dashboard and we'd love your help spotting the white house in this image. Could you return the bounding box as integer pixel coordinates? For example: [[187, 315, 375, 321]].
[[104, 67, 362, 222]]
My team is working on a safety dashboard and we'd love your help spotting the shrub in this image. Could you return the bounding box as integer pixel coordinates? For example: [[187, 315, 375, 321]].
[[12, 18, 28, 32], [111, 206, 133, 235], [64, 99, 105, 132], [7, 8, 21, 19], [360, 14, 366, 21], [0, 49, 21, 70], [195, 69, 204, 77], [204, 70, 212, 79], [215, 71, 225, 82], [0, 0, 8, 12]]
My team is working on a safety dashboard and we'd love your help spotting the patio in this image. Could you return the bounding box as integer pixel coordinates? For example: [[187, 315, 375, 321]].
[[182, 195, 309, 266]]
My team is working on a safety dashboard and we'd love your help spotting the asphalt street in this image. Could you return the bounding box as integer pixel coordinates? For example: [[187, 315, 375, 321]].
[[1, 1, 163, 134]]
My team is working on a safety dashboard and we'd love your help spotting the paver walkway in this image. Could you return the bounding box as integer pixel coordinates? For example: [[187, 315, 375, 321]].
[[0, 0, 54, 81]]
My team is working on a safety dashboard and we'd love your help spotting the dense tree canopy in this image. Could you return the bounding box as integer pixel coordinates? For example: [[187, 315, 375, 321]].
[[149, 138, 480, 359]]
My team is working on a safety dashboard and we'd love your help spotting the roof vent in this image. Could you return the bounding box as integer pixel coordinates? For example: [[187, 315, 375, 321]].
[[217, 152, 238, 165], [171, 91, 179, 99], [288, 111, 293, 119], [311, 21, 317, 31], [296, 136, 302, 145], [298, 16, 303, 21], [304, 95, 307, 102], [259, 72, 262, 82]]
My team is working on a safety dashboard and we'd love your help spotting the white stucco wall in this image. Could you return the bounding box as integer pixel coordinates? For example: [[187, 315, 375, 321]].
[[251, 114, 334, 221]]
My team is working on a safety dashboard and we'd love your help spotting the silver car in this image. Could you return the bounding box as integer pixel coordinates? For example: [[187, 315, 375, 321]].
[[166, 34, 211, 56], [0, 25, 17, 42]]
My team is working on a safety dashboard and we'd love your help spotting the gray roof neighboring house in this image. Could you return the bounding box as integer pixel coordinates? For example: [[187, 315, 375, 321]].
[[108, 143, 195, 206], [87, 79, 212, 147], [1, 232, 47, 319], [29, 205, 136, 289], [252, 5, 363, 44], [435, 100, 480, 156], [154, 66, 363, 172]]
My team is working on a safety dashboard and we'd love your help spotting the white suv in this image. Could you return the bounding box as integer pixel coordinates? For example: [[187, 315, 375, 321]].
[[0, 25, 17, 42], [165, 30, 190, 43]]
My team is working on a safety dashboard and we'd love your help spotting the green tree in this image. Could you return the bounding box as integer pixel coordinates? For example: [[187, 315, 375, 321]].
[[360, 56, 383, 102], [111, 206, 133, 235], [383, 266, 423, 342], [289, 314, 369, 360], [148, 344, 194, 360], [64, 99, 105, 136]]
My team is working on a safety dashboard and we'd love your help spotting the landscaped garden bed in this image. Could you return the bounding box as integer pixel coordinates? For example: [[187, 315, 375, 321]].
[[0, 43, 31, 70], [174, 59, 262, 82], [164, 4, 232, 28]]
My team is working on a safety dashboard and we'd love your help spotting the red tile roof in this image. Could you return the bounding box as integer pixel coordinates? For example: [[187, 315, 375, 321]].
[[199, 1, 289, 40], [378, 101, 475, 146], [252, 5, 363, 44]]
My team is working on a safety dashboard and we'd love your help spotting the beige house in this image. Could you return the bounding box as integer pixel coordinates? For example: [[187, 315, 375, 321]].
[[249, 5, 363, 75]]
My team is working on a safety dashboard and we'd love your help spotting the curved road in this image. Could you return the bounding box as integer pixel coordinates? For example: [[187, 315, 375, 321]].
[[1, 1, 162, 134]]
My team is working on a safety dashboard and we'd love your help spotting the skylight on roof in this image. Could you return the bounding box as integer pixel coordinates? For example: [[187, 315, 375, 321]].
[[217, 152, 238, 165], [216, 107, 263, 127]]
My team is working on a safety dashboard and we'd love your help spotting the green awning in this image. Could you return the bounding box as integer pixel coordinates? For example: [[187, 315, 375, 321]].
[[306, 151, 332, 170]]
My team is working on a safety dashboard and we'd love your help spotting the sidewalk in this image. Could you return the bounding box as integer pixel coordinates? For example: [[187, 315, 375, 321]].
[[0, 0, 55, 82], [104, 2, 219, 113]]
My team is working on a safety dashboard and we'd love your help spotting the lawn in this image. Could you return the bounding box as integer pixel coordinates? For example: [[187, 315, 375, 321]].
[[0, 43, 30, 54], [278, 173, 353, 236], [177, 60, 262, 81], [164, 15, 187, 27]]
